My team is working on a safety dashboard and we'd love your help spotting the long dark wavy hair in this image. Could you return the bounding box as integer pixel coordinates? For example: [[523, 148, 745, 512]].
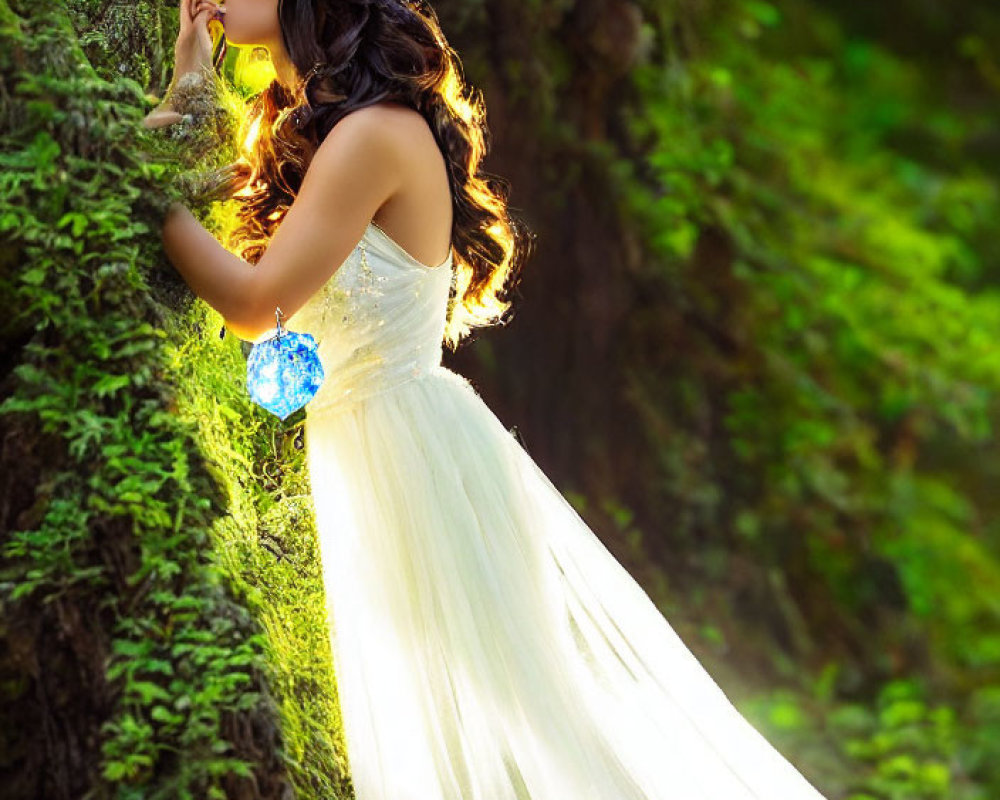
[[219, 0, 533, 350]]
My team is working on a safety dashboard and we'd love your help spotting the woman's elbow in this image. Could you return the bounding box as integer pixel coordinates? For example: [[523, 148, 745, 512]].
[[222, 316, 273, 344]]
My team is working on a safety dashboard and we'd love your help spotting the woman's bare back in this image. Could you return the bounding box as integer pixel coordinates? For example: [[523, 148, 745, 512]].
[[363, 101, 453, 269]]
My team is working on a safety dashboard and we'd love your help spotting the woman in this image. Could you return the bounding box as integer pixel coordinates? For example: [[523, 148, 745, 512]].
[[147, 0, 832, 797]]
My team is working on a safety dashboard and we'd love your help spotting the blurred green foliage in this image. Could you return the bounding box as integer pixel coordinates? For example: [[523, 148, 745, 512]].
[[604, 0, 1000, 795]]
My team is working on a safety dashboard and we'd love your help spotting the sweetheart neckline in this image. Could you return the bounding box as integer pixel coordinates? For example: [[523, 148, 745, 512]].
[[365, 221, 453, 271]]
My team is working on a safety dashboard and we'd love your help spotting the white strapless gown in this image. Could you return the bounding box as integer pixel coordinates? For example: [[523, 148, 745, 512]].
[[290, 222, 830, 799]]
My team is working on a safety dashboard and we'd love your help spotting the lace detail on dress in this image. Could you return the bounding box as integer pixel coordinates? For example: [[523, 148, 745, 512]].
[[290, 224, 454, 418], [301, 237, 388, 332]]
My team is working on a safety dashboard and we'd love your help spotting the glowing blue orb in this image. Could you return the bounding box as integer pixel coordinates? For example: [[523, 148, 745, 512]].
[[246, 329, 325, 420]]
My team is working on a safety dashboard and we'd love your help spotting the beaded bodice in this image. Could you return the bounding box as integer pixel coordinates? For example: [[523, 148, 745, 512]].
[[287, 221, 455, 417]]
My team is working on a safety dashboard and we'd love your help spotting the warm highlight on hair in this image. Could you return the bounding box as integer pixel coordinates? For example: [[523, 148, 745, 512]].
[[221, 0, 533, 350]]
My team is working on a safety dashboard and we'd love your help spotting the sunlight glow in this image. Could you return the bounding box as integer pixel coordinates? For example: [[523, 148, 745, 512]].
[[242, 112, 263, 157]]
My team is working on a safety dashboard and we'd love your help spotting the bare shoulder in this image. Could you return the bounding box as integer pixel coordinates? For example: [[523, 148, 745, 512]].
[[348, 99, 428, 130], [318, 101, 428, 157], [309, 101, 438, 205]]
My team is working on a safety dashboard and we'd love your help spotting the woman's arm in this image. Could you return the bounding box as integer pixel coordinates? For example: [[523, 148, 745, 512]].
[[160, 107, 403, 343], [160, 201, 259, 339]]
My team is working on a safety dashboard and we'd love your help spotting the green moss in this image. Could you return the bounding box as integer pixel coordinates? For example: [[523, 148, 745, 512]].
[[0, 0, 349, 796]]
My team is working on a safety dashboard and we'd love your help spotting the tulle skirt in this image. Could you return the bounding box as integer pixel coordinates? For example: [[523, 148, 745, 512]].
[[303, 364, 828, 800]]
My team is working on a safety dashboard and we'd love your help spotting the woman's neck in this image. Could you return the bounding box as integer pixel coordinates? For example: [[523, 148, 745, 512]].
[[269, 45, 299, 92]]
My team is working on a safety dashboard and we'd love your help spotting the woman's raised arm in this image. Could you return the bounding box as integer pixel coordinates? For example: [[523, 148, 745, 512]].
[[160, 108, 402, 343]]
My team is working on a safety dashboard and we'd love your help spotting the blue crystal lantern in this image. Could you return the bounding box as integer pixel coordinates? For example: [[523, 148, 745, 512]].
[[246, 308, 325, 420]]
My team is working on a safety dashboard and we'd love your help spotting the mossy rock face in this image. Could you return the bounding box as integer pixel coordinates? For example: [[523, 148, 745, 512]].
[[0, 1, 299, 798], [64, 0, 167, 89]]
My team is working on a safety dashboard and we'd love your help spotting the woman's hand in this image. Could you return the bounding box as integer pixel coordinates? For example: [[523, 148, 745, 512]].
[[142, 0, 225, 129], [173, 0, 225, 79]]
